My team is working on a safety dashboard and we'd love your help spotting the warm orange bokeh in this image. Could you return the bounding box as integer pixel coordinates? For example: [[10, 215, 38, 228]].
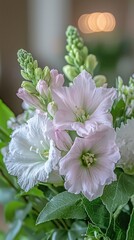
[[78, 12, 116, 33]]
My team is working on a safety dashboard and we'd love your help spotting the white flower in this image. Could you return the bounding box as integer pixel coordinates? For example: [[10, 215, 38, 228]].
[[52, 70, 116, 137], [116, 119, 134, 174], [3, 113, 61, 191], [60, 126, 120, 201]]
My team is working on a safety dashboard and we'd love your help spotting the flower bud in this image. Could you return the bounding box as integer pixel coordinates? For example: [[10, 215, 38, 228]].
[[84, 54, 98, 75], [43, 66, 51, 83], [47, 101, 58, 117], [54, 129, 72, 151], [36, 80, 48, 97], [50, 69, 64, 88], [34, 68, 43, 81], [63, 65, 79, 81], [21, 81, 37, 94], [93, 75, 107, 87], [17, 88, 44, 111]]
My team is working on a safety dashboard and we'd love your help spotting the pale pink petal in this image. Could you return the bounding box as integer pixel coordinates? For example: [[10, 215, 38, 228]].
[[17, 88, 44, 111], [59, 126, 120, 201], [52, 70, 116, 136]]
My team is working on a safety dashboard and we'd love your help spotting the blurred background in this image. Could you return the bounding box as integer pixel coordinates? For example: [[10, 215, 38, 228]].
[[0, 0, 134, 231]]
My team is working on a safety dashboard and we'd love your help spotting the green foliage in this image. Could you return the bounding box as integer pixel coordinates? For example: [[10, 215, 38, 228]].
[[85, 224, 110, 240], [0, 99, 14, 142], [83, 197, 110, 229], [101, 169, 134, 213], [126, 208, 134, 240], [17, 49, 51, 86], [63, 26, 98, 81], [36, 191, 86, 224], [111, 98, 126, 128]]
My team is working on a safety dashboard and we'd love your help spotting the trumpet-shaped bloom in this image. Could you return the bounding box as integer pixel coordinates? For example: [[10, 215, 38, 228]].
[[60, 126, 120, 201], [3, 113, 61, 191], [116, 119, 134, 175], [52, 70, 116, 137]]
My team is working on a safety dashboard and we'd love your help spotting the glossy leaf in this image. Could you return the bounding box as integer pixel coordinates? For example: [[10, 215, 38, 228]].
[[83, 197, 110, 229], [101, 170, 134, 213], [36, 191, 86, 224]]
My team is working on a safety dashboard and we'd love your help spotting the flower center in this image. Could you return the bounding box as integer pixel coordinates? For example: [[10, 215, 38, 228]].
[[75, 106, 89, 123], [30, 141, 49, 161], [81, 152, 96, 167]]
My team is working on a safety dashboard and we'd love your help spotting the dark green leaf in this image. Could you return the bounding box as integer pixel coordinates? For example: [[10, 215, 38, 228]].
[[101, 170, 134, 213], [83, 197, 110, 229], [126, 208, 134, 240], [86, 223, 110, 240], [52, 229, 68, 240], [36, 191, 86, 224], [68, 221, 87, 240], [111, 99, 126, 128]]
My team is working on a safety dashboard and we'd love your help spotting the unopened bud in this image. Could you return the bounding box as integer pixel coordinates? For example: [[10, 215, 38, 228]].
[[21, 81, 37, 94], [93, 75, 107, 87], [34, 68, 43, 81], [84, 54, 98, 75], [36, 80, 48, 97], [43, 66, 51, 83], [47, 101, 58, 117], [63, 65, 79, 81]]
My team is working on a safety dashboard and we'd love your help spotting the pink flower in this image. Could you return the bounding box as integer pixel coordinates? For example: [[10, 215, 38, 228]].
[[54, 129, 73, 151], [60, 126, 120, 201], [52, 70, 116, 137], [36, 70, 64, 98], [50, 69, 64, 88], [17, 88, 44, 111], [36, 80, 49, 97]]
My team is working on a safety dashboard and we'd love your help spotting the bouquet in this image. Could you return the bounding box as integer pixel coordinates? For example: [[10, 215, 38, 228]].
[[0, 26, 134, 240]]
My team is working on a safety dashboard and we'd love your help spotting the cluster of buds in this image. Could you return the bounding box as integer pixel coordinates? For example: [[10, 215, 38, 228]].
[[117, 75, 134, 118], [63, 26, 107, 87], [17, 49, 53, 112], [17, 26, 107, 115], [17, 49, 51, 85]]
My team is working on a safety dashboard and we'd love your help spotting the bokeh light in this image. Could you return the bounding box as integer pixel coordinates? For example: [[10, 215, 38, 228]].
[[78, 12, 116, 33]]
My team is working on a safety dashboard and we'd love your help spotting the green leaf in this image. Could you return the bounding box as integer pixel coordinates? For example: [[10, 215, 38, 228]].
[[68, 221, 87, 240], [0, 100, 14, 142], [101, 170, 134, 213], [52, 229, 68, 240], [36, 191, 86, 224], [111, 99, 126, 128], [0, 231, 5, 240], [5, 220, 22, 240], [0, 100, 14, 131], [19, 187, 44, 198], [126, 208, 134, 240], [85, 223, 110, 240], [83, 197, 110, 229], [4, 201, 25, 222]]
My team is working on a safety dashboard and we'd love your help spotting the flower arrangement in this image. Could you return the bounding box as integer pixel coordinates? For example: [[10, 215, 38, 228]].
[[0, 26, 134, 240]]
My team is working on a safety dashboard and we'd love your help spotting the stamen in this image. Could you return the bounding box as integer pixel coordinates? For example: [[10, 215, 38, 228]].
[[81, 152, 96, 167], [75, 106, 89, 123]]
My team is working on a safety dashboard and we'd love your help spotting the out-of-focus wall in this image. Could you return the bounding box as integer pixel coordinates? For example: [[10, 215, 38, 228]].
[[28, 0, 72, 71], [0, 0, 28, 114]]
